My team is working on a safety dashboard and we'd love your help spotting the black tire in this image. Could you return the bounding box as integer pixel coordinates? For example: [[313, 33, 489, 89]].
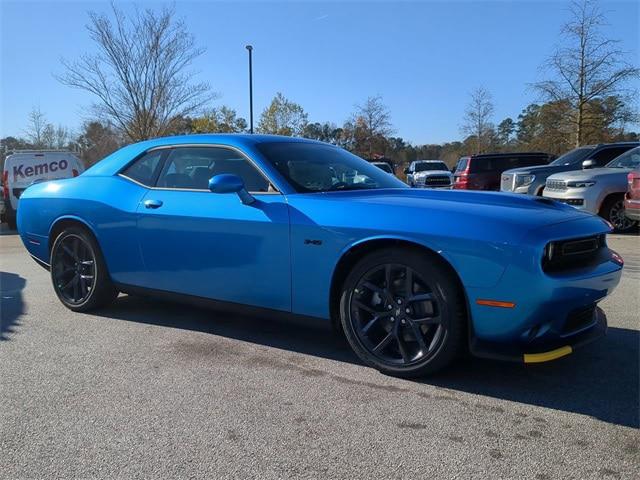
[[600, 195, 637, 233], [50, 226, 118, 312], [339, 248, 466, 378]]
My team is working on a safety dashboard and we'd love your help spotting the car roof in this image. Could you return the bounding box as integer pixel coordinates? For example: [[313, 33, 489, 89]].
[[415, 159, 445, 163], [471, 152, 549, 159], [149, 133, 325, 147], [593, 141, 640, 148], [83, 134, 327, 177]]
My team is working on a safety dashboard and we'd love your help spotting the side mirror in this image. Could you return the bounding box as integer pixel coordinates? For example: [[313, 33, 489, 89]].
[[582, 159, 596, 169], [403, 167, 410, 175], [209, 174, 255, 205]]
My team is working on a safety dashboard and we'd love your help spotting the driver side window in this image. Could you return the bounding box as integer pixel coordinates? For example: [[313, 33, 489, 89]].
[[155, 147, 271, 192]]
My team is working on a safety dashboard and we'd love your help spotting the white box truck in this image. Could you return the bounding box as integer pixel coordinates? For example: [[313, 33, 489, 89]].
[[2, 151, 84, 229]]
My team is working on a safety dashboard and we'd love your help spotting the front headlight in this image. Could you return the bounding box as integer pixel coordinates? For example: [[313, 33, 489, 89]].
[[567, 180, 596, 188], [515, 174, 535, 187]]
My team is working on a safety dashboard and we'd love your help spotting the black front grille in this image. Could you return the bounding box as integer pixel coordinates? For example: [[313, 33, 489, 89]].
[[424, 176, 451, 186], [542, 234, 606, 272], [561, 305, 597, 336]]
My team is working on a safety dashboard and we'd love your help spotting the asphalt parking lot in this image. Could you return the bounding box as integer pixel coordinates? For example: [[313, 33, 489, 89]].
[[0, 226, 638, 479]]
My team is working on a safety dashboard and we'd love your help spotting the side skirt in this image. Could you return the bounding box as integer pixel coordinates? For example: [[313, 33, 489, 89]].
[[113, 282, 331, 329]]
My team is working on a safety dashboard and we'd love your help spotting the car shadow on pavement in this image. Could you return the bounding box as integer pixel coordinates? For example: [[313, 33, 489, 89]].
[[425, 326, 639, 429], [100, 294, 638, 429], [0, 271, 26, 340]]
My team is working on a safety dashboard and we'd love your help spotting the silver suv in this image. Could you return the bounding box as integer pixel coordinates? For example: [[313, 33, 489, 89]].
[[501, 142, 638, 195], [404, 160, 453, 188], [543, 146, 640, 232]]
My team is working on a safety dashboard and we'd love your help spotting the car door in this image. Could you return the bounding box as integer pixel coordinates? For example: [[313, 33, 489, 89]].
[[135, 145, 291, 312]]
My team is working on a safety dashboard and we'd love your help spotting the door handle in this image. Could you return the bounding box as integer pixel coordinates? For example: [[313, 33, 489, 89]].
[[144, 199, 163, 209]]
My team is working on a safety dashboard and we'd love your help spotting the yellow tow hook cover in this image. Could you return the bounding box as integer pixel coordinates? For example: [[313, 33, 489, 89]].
[[523, 346, 573, 364]]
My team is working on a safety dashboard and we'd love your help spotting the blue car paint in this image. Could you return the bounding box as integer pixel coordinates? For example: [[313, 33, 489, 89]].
[[18, 134, 622, 352], [136, 189, 291, 310]]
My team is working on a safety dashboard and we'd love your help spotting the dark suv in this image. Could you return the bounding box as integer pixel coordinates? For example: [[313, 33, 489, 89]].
[[453, 152, 553, 191], [501, 142, 640, 196]]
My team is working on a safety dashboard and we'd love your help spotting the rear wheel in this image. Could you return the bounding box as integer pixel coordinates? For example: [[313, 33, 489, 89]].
[[339, 248, 465, 377], [50, 227, 118, 312], [600, 195, 637, 233]]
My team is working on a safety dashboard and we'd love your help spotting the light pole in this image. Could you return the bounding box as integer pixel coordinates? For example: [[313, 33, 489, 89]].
[[245, 45, 254, 134]]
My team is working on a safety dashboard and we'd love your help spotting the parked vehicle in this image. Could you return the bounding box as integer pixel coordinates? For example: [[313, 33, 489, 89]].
[[625, 169, 640, 223], [371, 161, 394, 175], [2, 150, 84, 229], [454, 152, 552, 191], [501, 142, 639, 196], [0, 189, 5, 222], [18, 135, 622, 377], [543, 147, 640, 232], [404, 160, 453, 188]]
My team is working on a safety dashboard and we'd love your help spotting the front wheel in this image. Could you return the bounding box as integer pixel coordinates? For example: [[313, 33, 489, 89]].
[[50, 227, 118, 312], [600, 196, 637, 233], [339, 248, 466, 377]]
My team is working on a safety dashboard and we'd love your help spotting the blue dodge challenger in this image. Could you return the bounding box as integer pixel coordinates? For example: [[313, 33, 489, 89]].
[[17, 135, 623, 376]]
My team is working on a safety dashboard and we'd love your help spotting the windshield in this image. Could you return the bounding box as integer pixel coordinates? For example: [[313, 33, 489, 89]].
[[257, 142, 408, 193], [606, 147, 640, 169], [415, 161, 448, 172], [549, 147, 592, 166]]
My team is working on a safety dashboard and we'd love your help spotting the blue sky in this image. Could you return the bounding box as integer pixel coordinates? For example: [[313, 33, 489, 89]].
[[1, 0, 638, 144]]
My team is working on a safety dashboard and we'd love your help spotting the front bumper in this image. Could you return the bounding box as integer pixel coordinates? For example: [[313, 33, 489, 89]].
[[470, 306, 607, 363], [543, 188, 599, 214], [462, 214, 621, 364]]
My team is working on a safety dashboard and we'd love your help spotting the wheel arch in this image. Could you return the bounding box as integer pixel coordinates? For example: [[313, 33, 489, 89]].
[[597, 190, 625, 214], [328, 236, 470, 336], [48, 216, 100, 256]]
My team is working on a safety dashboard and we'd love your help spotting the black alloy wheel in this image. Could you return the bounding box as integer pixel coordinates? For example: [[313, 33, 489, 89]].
[[607, 199, 636, 232], [51, 227, 118, 311], [52, 234, 96, 305], [340, 248, 465, 377]]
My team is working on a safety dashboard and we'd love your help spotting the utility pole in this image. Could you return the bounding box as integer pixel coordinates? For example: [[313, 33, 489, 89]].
[[245, 45, 254, 134]]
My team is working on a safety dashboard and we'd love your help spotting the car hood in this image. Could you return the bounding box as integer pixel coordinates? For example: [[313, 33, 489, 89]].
[[504, 164, 574, 176], [547, 167, 631, 182], [294, 188, 601, 245], [414, 171, 453, 177]]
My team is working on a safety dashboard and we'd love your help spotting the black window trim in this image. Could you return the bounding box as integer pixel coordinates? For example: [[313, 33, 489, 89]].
[[117, 143, 281, 195]]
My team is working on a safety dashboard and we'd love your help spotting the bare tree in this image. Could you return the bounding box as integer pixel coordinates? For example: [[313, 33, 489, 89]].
[[58, 3, 213, 141], [24, 107, 48, 148], [460, 87, 495, 154], [352, 95, 394, 158], [534, 0, 639, 147]]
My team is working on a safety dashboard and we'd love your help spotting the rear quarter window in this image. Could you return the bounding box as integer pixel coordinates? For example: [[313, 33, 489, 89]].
[[455, 157, 469, 172], [120, 150, 165, 186]]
